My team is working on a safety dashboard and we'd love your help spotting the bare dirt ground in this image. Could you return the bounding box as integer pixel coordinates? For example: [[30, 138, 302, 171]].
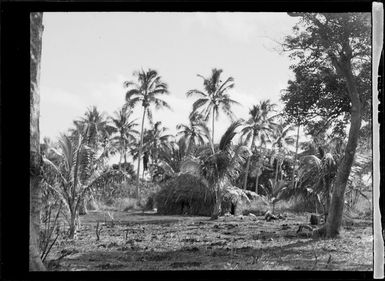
[[47, 210, 373, 271]]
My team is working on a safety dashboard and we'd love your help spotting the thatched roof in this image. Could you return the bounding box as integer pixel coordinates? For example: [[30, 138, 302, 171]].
[[179, 157, 201, 177], [155, 172, 271, 217], [155, 173, 215, 216]]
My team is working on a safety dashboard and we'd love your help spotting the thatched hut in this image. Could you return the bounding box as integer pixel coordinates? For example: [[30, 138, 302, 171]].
[[156, 172, 270, 216], [155, 173, 215, 216]]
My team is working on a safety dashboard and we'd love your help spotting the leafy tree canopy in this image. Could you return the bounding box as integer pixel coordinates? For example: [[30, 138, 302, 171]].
[[281, 13, 371, 139]]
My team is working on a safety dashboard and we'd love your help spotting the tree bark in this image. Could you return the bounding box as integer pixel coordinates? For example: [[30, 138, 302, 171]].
[[68, 210, 77, 239], [274, 150, 282, 190], [321, 62, 362, 237], [255, 145, 263, 193], [136, 107, 146, 197], [211, 180, 224, 219], [211, 108, 215, 147], [243, 134, 256, 190], [30, 12, 46, 271]]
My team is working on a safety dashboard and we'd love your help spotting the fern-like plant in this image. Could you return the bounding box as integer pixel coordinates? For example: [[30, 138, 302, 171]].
[[197, 120, 250, 219], [41, 132, 131, 238]]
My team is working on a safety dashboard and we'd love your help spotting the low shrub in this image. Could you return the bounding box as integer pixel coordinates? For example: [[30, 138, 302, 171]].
[[286, 197, 324, 214]]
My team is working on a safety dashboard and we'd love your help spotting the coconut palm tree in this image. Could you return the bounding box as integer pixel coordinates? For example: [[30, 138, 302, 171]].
[[186, 68, 239, 146], [41, 133, 130, 239], [277, 137, 344, 217], [176, 112, 210, 155], [271, 120, 296, 189], [130, 121, 173, 179], [240, 100, 277, 191], [71, 106, 114, 214], [197, 120, 250, 219], [110, 106, 139, 169], [124, 69, 170, 196], [72, 106, 113, 150], [144, 121, 174, 166]]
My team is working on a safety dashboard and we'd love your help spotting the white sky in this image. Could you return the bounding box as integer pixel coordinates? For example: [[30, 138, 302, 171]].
[[40, 12, 304, 169]]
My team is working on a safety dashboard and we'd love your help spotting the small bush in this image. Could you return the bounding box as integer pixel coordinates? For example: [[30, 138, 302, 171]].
[[287, 197, 324, 214]]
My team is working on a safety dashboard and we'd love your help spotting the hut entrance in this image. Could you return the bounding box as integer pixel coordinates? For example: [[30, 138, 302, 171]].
[[181, 201, 190, 214], [230, 203, 236, 215]]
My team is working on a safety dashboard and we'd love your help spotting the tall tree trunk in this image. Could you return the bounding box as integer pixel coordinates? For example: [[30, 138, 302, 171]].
[[30, 12, 46, 271], [186, 138, 193, 156], [320, 62, 362, 238], [255, 145, 263, 194], [119, 150, 123, 171], [136, 107, 147, 197], [292, 122, 300, 188], [211, 108, 215, 147], [68, 209, 77, 239], [274, 155, 280, 190], [243, 134, 256, 190], [211, 179, 224, 219]]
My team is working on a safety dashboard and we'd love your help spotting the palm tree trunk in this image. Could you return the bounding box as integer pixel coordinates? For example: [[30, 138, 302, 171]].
[[68, 209, 77, 239], [292, 122, 300, 188], [136, 107, 147, 197], [274, 156, 280, 190], [211, 179, 224, 219], [255, 145, 263, 194], [255, 172, 260, 194], [211, 108, 215, 146], [186, 138, 193, 156], [243, 134, 256, 190], [119, 150, 123, 171], [30, 12, 46, 271]]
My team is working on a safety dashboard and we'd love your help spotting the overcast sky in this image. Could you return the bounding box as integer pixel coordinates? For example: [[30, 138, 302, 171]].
[[40, 12, 300, 151]]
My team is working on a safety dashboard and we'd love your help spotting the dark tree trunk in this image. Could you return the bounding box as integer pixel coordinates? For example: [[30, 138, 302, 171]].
[[68, 210, 77, 239], [136, 107, 146, 197], [274, 156, 280, 190], [243, 134, 256, 190], [210, 179, 224, 219], [322, 62, 362, 238], [255, 146, 263, 193], [211, 108, 215, 147], [30, 12, 46, 271]]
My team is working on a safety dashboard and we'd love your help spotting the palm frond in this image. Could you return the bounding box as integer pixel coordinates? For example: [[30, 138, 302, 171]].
[[153, 98, 172, 110], [125, 89, 141, 101], [218, 120, 243, 152], [192, 98, 210, 113], [186, 89, 208, 98]]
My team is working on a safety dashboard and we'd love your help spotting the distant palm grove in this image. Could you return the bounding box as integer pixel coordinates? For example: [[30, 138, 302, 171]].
[[30, 12, 373, 271]]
